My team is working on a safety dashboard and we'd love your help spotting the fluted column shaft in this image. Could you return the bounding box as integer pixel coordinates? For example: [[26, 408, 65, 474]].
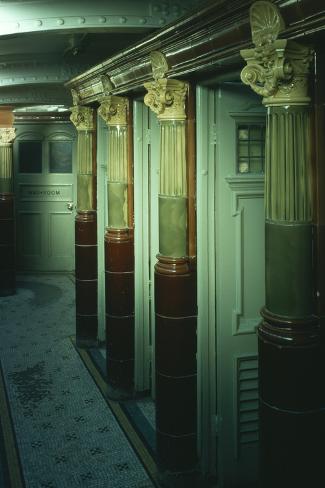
[[70, 105, 98, 347], [0, 128, 16, 296], [144, 75, 197, 472], [99, 97, 134, 396], [241, 3, 325, 487]]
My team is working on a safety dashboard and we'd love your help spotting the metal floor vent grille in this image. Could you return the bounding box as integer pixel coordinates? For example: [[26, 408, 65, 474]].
[[237, 356, 259, 448]]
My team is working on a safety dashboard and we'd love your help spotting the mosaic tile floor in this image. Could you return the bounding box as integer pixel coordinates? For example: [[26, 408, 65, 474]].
[[0, 274, 155, 488]]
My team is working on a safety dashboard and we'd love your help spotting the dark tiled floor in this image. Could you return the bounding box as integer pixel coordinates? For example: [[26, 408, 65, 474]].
[[0, 275, 154, 488]]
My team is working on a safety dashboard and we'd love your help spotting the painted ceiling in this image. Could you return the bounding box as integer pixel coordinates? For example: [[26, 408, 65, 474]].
[[0, 0, 199, 107]]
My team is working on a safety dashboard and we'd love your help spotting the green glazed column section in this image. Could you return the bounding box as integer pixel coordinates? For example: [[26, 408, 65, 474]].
[[159, 120, 187, 257], [240, 19, 314, 320], [144, 78, 189, 258], [0, 129, 16, 193], [265, 106, 313, 318], [107, 125, 128, 228], [240, 4, 321, 486], [77, 130, 94, 211], [98, 96, 129, 228], [70, 106, 95, 210]]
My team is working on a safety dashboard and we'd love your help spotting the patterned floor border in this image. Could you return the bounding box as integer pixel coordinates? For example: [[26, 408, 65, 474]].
[[0, 363, 25, 488], [71, 338, 161, 488]]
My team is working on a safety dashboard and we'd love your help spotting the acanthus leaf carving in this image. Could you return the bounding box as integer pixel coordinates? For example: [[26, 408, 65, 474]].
[[98, 96, 128, 126], [0, 128, 16, 145], [144, 78, 187, 120], [70, 105, 94, 131], [240, 1, 313, 105]]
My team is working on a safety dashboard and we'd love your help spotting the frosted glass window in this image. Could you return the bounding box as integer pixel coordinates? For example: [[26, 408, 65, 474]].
[[19, 141, 42, 173], [237, 124, 265, 174], [49, 141, 72, 173]]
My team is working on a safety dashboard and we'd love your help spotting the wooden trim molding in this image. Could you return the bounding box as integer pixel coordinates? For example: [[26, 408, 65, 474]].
[[65, 0, 325, 104]]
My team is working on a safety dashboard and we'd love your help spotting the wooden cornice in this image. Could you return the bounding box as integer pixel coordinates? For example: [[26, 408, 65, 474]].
[[65, 0, 325, 105]]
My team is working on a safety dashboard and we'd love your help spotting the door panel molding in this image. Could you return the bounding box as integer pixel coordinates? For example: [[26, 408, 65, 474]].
[[18, 211, 42, 257], [48, 212, 73, 258], [226, 176, 264, 336]]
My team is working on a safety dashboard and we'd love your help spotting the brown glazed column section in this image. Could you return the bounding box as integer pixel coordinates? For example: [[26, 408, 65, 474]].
[[98, 96, 134, 396], [105, 228, 134, 392], [241, 3, 325, 487], [155, 257, 197, 470], [70, 105, 98, 347], [0, 128, 16, 297], [75, 211, 97, 346], [145, 53, 197, 472]]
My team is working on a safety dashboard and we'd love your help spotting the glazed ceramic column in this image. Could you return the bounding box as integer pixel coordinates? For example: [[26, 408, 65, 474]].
[[70, 106, 98, 347], [144, 65, 197, 472], [98, 96, 134, 397], [0, 128, 16, 296], [241, 2, 324, 487]]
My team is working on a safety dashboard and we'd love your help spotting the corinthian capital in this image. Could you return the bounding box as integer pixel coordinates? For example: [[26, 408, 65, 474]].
[[0, 128, 16, 145], [70, 106, 94, 131], [144, 78, 188, 121], [98, 96, 128, 126], [240, 1, 313, 106]]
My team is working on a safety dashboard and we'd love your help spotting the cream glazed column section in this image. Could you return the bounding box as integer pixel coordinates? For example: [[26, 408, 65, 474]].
[[241, 2, 324, 487], [0, 128, 16, 296], [98, 96, 135, 397], [144, 54, 198, 473], [70, 105, 98, 347]]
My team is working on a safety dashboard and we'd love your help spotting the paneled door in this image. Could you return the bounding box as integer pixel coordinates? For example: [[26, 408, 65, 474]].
[[197, 84, 266, 487], [14, 123, 76, 271]]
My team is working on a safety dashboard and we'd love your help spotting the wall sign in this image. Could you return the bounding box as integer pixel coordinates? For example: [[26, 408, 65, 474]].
[[19, 184, 73, 202]]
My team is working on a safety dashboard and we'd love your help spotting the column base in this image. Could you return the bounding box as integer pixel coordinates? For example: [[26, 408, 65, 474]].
[[75, 337, 99, 349], [105, 382, 134, 401], [157, 466, 200, 488], [0, 193, 15, 296], [260, 400, 325, 488], [258, 308, 325, 488], [0, 285, 15, 297]]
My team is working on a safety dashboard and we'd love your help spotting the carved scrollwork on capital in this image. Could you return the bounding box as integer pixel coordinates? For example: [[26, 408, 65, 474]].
[[0, 128, 16, 145], [98, 96, 128, 126], [240, 1, 313, 106], [144, 78, 188, 120], [70, 106, 94, 131]]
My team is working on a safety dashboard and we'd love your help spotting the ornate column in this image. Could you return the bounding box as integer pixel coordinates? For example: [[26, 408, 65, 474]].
[[70, 105, 98, 347], [241, 2, 324, 487], [98, 96, 135, 397], [0, 128, 16, 296], [144, 55, 197, 473]]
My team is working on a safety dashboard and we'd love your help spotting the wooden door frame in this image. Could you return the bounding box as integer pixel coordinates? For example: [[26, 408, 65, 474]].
[[196, 85, 217, 476], [96, 113, 107, 343]]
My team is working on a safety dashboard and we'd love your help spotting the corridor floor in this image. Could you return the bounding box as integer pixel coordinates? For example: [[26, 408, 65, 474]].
[[0, 274, 155, 488]]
